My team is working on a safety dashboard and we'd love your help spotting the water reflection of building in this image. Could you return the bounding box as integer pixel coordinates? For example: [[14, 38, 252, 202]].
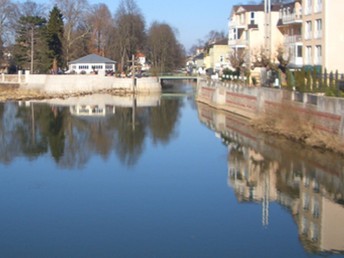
[[197, 102, 344, 254], [298, 172, 344, 253], [27, 93, 161, 118], [69, 105, 115, 117], [228, 146, 279, 226]]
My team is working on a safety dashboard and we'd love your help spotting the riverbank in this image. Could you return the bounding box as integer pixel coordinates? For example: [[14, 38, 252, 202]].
[[196, 81, 344, 155], [0, 86, 142, 102]]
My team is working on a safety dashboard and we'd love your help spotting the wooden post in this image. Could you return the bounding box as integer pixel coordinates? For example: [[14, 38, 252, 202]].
[[132, 54, 135, 93]]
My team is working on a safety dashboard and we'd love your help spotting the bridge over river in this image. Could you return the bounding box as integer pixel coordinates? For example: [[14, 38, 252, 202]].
[[158, 74, 199, 84]]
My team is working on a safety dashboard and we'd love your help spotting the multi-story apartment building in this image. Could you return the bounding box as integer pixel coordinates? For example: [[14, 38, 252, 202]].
[[229, 1, 344, 75], [277, 0, 303, 68], [228, 4, 284, 68], [302, 0, 344, 73]]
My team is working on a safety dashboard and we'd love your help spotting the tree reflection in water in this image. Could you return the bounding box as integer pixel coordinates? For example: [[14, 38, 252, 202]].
[[0, 97, 182, 168]]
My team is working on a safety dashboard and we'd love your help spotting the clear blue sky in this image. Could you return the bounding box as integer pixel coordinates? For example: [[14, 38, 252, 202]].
[[37, 0, 249, 51], [89, 0, 242, 51]]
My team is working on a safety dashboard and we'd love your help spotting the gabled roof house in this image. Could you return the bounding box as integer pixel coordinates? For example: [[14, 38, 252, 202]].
[[68, 54, 117, 74]]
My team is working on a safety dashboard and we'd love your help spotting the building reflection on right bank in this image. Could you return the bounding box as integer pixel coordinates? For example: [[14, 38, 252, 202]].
[[197, 102, 344, 254]]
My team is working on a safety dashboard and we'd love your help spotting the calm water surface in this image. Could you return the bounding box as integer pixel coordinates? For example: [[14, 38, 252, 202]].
[[0, 82, 343, 257]]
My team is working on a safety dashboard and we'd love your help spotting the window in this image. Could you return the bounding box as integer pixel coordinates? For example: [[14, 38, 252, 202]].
[[297, 45, 302, 58], [306, 46, 312, 64], [315, 19, 322, 38], [250, 12, 255, 25], [240, 13, 244, 24], [315, 0, 322, 12], [78, 65, 89, 70], [91, 65, 103, 70], [315, 45, 322, 64], [305, 0, 312, 15], [305, 21, 312, 39]]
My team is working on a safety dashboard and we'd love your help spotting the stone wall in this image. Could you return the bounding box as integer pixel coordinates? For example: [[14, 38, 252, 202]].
[[19, 73, 161, 93], [197, 80, 344, 136]]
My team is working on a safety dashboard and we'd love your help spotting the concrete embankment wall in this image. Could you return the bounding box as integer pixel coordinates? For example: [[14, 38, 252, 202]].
[[196, 80, 344, 136], [19, 74, 161, 93]]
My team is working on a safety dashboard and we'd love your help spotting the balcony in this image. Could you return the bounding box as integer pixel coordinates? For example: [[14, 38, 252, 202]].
[[229, 21, 246, 30], [282, 13, 302, 24], [247, 23, 258, 30], [228, 38, 247, 48], [285, 34, 302, 44], [289, 56, 303, 67]]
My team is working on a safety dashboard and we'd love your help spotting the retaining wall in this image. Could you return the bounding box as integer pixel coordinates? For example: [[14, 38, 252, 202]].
[[197, 80, 344, 136], [5, 73, 161, 93], [25, 75, 161, 93]]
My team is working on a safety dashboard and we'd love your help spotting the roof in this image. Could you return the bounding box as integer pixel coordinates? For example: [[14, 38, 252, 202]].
[[69, 54, 116, 65], [214, 38, 228, 45], [279, 0, 301, 12], [231, 4, 282, 15], [194, 53, 204, 60]]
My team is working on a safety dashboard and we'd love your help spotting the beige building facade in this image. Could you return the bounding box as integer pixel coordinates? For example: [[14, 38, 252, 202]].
[[229, 1, 344, 74], [228, 4, 284, 68], [302, 0, 344, 73], [203, 39, 230, 72], [277, 0, 303, 68]]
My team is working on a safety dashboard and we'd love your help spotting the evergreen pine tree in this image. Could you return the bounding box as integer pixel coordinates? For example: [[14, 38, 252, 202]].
[[13, 15, 47, 73], [46, 6, 64, 72]]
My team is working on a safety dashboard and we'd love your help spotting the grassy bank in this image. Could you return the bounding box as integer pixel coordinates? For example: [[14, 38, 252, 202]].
[[251, 102, 344, 155], [0, 87, 135, 102]]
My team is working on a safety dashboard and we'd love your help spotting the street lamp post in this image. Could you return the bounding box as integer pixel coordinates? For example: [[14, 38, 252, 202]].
[[264, 0, 272, 59]]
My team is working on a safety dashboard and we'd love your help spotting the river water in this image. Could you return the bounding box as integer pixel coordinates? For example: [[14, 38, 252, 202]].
[[0, 82, 343, 257]]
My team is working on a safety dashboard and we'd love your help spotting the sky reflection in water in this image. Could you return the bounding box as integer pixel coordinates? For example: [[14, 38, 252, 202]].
[[0, 85, 343, 257]]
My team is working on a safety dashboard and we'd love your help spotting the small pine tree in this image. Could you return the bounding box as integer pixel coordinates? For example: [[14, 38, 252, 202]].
[[329, 71, 335, 88], [312, 68, 317, 92], [324, 68, 328, 88], [286, 69, 293, 89], [306, 70, 311, 92]]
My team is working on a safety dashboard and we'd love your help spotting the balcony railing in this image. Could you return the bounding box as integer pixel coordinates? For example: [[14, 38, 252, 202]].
[[285, 34, 302, 44], [228, 38, 248, 47], [229, 22, 246, 29], [282, 13, 302, 24]]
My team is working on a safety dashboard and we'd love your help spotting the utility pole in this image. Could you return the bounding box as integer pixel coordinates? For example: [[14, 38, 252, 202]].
[[131, 54, 136, 93], [30, 27, 34, 74], [131, 54, 136, 131], [264, 0, 272, 60]]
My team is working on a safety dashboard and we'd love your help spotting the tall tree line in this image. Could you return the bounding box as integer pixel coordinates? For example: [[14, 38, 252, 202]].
[[0, 0, 185, 74]]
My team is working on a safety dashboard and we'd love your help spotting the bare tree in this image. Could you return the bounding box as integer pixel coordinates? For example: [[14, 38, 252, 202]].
[[205, 30, 226, 44], [0, 0, 18, 46], [229, 48, 248, 75], [19, 0, 47, 17], [252, 47, 275, 69], [146, 21, 185, 74], [276, 45, 290, 73], [88, 3, 113, 56], [55, 0, 90, 63], [113, 0, 145, 72]]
